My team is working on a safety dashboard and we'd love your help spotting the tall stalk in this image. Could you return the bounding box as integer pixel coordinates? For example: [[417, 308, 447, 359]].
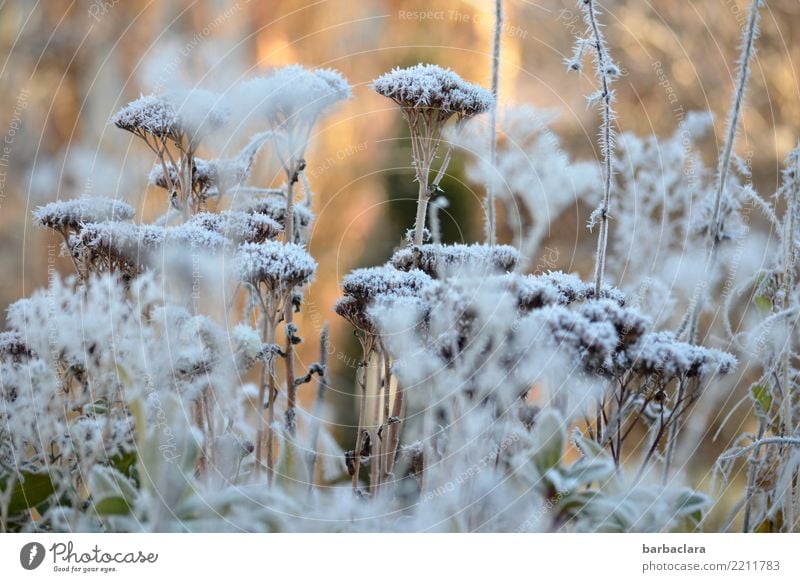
[[284, 161, 301, 435], [485, 0, 503, 245], [683, 0, 761, 343], [579, 0, 618, 297]]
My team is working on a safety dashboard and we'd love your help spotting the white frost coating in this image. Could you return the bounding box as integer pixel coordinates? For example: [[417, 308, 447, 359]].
[[33, 197, 135, 232], [233, 240, 317, 293], [189, 211, 281, 244], [235, 196, 314, 243], [111, 94, 178, 137], [340, 266, 432, 301], [624, 331, 738, 380], [373, 64, 493, 117], [77, 221, 227, 252], [112, 90, 229, 142], [537, 270, 626, 305], [163, 89, 230, 142], [391, 243, 519, 277], [238, 65, 351, 128], [335, 266, 431, 333]]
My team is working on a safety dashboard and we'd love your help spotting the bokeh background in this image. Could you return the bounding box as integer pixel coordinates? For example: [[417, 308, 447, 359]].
[[1, 0, 798, 525]]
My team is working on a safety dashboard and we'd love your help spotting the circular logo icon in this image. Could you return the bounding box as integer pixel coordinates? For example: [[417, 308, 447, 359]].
[[20, 542, 46, 570]]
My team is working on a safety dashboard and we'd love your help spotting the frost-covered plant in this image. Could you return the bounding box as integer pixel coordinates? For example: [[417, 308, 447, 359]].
[[373, 64, 493, 245], [566, 0, 621, 296], [113, 90, 231, 216], [717, 144, 800, 532], [4, 2, 795, 534]]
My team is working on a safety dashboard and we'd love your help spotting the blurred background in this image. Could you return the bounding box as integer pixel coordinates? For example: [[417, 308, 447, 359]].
[[1, 0, 798, 524]]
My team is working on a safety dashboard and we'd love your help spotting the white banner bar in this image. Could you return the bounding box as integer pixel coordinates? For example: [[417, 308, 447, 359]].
[[1, 533, 798, 580]]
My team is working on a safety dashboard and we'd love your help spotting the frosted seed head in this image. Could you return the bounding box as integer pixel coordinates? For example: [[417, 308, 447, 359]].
[[189, 211, 281, 244], [233, 241, 317, 294], [372, 64, 493, 119], [111, 94, 178, 138], [235, 196, 314, 243], [33, 198, 136, 233], [391, 243, 520, 278]]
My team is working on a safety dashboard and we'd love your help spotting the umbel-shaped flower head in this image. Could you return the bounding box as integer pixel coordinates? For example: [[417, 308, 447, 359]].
[[33, 197, 135, 235], [238, 65, 351, 156], [234, 241, 317, 296], [112, 89, 229, 145], [372, 63, 493, 122]]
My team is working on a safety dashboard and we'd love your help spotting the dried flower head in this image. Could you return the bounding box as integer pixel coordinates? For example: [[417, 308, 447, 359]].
[[238, 65, 350, 157], [234, 241, 317, 294], [391, 243, 519, 278], [623, 331, 737, 380], [373, 64, 493, 119], [111, 94, 178, 139], [33, 197, 135, 234], [236, 196, 314, 243], [112, 90, 229, 144], [189, 211, 281, 244], [335, 266, 432, 333]]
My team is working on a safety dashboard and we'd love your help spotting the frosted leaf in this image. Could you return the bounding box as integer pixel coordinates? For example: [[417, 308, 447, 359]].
[[391, 243, 519, 278], [373, 64, 493, 118], [233, 241, 317, 294], [33, 197, 135, 233]]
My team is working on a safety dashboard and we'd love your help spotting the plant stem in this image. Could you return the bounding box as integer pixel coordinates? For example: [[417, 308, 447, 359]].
[[352, 353, 370, 491], [307, 323, 330, 491], [485, 0, 503, 246], [369, 350, 383, 495], [284, 165, 299, 435], [683, 0, 761, 343], [582, 0, 617, 297]]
